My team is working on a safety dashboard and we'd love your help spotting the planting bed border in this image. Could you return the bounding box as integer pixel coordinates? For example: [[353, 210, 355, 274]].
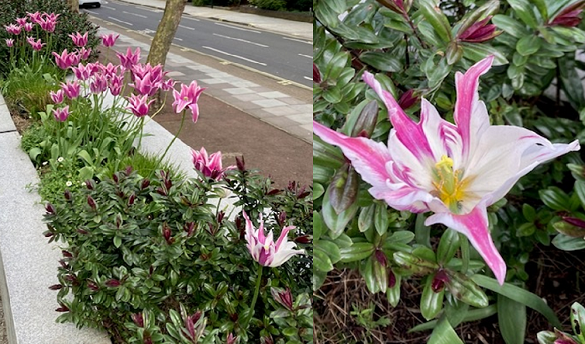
[[0, 92, 237, 343]]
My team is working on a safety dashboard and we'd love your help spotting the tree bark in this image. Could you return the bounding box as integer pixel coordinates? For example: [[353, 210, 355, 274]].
[[146, 0, 186, 69], [68, 0, 79, 12]]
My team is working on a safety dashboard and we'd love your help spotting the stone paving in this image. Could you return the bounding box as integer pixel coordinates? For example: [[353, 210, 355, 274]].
[[99, 27, 313, 143]]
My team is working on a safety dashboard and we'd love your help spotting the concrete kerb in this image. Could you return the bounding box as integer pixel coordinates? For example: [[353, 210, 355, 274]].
[[0, 88, 239, 343]]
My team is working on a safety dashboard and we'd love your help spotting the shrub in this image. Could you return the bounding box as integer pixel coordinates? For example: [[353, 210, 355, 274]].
[[249, 0, 287, 11], [44, 168, 313, 343]]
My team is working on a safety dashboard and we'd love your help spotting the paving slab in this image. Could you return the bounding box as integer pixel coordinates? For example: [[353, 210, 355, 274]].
[[0, 95, 16, 133], [0, 130, 111, 344]]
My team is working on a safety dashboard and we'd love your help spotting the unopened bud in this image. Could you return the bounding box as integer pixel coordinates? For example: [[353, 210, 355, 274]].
[[313, 63, 321, 83], [105, 279, 121, 288], [87, 280, 99, 291], [184, 222, 196, 236], [271, 287, 294, 311], [127, 193, 136, 206], [64, 190, 72, 201], [45, 203, 56, 214], [85, 179, 94, 190], [388, 269, 397, 288], [48, 284, 63, 290], [432, 269, 449, 293], [374, 249, 388, 267], [131, 313, 144, 327], [293, 235, 311, 244], [87, 195, 97, 210], [235, 156, 245, 171], [141, 178, 150, 189], [162, 223, 173, 244], [397, 89, 419, 109], [55, 303, 69, 312], [226, 333, 237, 344]]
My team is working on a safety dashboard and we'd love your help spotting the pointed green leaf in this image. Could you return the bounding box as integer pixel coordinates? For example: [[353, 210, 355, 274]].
[[498, 294, 526, 344]]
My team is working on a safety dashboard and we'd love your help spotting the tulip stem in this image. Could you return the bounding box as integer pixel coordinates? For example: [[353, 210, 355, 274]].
[[246, 264, 263, 328]]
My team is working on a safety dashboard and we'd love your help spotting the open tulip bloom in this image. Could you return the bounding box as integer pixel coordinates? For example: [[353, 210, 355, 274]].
[[313, 56, 580, 285]]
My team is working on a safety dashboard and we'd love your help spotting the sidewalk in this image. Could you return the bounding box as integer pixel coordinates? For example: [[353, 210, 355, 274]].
[[116, 0, 313, 41]]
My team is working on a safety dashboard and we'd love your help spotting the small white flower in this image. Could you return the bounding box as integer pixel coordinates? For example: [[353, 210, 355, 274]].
[[42, 161, 48, 166], [57, 157, 64, 163], [65, 181, 72, 187]]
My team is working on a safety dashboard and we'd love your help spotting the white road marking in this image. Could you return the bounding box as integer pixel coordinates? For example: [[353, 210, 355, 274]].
[[283, 37, 311, 44], [104, 6, 116, 10], [123, 11, 148, 19], [108, 17, 133, 26], [214, 22, 260, 33], [174, 37, 183, 41], [212, 33, 268, 47], [179, 25, 195, 31], [185, 17, 200, 22], [202, 46, 267, 66], [83, 9, 98, 15], [298, 54, 312, 59], [304, 76, 312, 81]]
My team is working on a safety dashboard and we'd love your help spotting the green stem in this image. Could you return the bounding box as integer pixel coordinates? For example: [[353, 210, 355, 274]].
[[155, 110, 186, 171], [246, 264, 263, 328]]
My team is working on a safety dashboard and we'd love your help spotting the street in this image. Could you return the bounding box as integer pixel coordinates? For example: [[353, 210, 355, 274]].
[[82, 0, 313, 86]]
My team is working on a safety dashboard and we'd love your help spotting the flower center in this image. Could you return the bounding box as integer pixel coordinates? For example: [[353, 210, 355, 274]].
[[432, 155, 469, 213]]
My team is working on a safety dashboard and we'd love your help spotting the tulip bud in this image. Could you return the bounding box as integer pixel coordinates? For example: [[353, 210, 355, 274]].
[[374, 249, 388, 267], [105, 279, 121, 288], [184, 222, 196, 236], [48, 284, 63, 290], [235, 156, 245, 171], [156, 187, 167, 196], [457, 16, 500, 43], [226, 333, 237, 344], [131, 313, 144, 328], [55, 303, 69, 312], [62, 250, 73, 258], [112, 173, 119, 184], [141, 178, 150, 189], [261, 335, 274, 344], [162, 223, 173, 244], [562, 216, 585, 228], [549, 1, 585, 27], [64, 274, 78, 284], [87, 280, 99, 291], [388, 269, 396, 288], [271, 287, 294, 311], [278, 211, 287, 226], [351, 101, 378, 138], [77, 228, 89, 235], [266, 188, 281, 196], [217, 211, 225, 224], [125, 166, 133, 175], [313, 63, 321, 83], [85, 179, 94, 190], [293, 235, 311, 244]]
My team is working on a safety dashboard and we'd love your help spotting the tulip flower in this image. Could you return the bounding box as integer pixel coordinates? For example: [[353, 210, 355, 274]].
[[38, 15, 57, 33], [76, 47, 92, 60], [108, 74, 124, 96], [312, 56, 580, 285], [23, 22, 34, 32], [126, 94, 154, 117], [5, 39, 13, 47], [27, 37, 45, 51], [15, 17, 27, 26], [5, 24, 21, 35], [90, 74, 108, 94], [27, 12, 42, 24], [61, 80, 81, 99], [191, 147, 234, 180], [130, 72, 158, 96], [172, 81, 205, 122], [116, 47, 141, 70], [50, 89, 65, 104], [52, 106, 70, 122], [71, 63, 93, 81], [101, 33, 119, 47], [52, 49, 76, 70], [69, 32, 88, 47], [243, 211, 304, 267]]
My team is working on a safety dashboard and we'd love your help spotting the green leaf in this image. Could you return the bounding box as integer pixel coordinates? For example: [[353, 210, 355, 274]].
[[570, 302, 585, 339], [313, 248, 334, 272], [313, 183, 325, 200], [329, 163, 359, 214], [516, 35, 542, 56], [461, 42, 508, 66], [113, 236, 122, 248], [522, 204, 536, 221], [322, 186, 359, 239], [359, 51, 402, 72], [471, 274, 562, 328], [418, 0, 452, 43], [324, 51, 351, 81], [316, 240, 342, 264], [358, 204, 375, 233], [436, 229, 460, 264], [539, 187, 571, 211], [361, 255, 379, 293], [507, 0, 539, 28], [386, 273, 401, 307], [374, 202, 389, 236], [322, 86, 343, 104], [427, 316, 464, 344], [492, 14, 528, 38], [552, 233, 585, 251], [420, 275, 444, 320], [447, 272, 489, 308], [28, 147, 42, 161], [339, 242, 375, 262], [497, 294, 526, 344], [410, 305, 497, 332]]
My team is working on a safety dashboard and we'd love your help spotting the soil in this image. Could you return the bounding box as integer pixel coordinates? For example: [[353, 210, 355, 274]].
[[315, 244, 585, 344]]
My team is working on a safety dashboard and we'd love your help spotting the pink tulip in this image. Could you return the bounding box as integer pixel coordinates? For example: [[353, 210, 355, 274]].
[[101, 33, 119, 47], [23, 22, 34, 32], [76, 47, 92, 60], [191, 147, 234, 180], [5, 39, 14, 47], [71, 63, 93, 81], [243, 211, 304, 267], [52, 106, 70, 122], [27, 37, 45, 51], [52, 49, 77, 70], [61, 80, 81, 99], [27, 12, 42, 24], [126, 94, 154, 117], [90, 74, 108, 94], [100, 63, 119, 78], [5, 24, 21, 35], [108, 74, 124, 96], [69, 32, 88, 47], [313, 56, 580, 285], [38, 17, 56, 33], [172, 81, 205, 123], [50, 89, 65, 104], [116, 47, 141, 70], [130, 72, 158, 96], [160, 78, 176, 92], [15, 17, 27, 26]]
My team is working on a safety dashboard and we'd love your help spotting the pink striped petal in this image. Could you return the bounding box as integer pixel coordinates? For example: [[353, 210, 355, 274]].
[[362, 72, 434, 162], [425, 202, 506, 285], [313, 121, 392, 192], [454, 56, 493, 161]]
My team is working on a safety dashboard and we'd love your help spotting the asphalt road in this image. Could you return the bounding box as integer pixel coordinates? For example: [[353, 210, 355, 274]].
[[82, 0, 312, 86]]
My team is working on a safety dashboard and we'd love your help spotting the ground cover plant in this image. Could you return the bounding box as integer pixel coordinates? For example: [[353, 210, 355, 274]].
[[313, 0, 585, 343], [0, 2, 313, 342]]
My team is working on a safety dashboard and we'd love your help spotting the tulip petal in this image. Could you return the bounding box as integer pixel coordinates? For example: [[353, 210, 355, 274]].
[[425, 202, 506, 285], [313, 121, 392, 194], [454, 56, 493, 160], [362, 71, 434, 162]]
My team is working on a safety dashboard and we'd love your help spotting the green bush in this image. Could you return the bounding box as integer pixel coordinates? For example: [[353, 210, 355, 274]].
[[249, 0, 287, 11], [44, 167, 313, 343]]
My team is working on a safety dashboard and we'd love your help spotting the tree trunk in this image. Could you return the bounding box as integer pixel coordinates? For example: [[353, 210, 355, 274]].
[[146, 0, 186, 69], [68, 0, 79, 12]]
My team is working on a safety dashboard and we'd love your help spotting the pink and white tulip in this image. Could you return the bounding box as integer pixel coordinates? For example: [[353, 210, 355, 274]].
[[101, 33, 119, 47], [61, 80, 81, 99], [5, 39, 14, 47], [312, 56, 580, 285], [5, 24, 21, 35], [27, 37, 45, 51], [52, 49, 77, 70], [243, 211, 304, 267], [52, 106, 70, 122], [191, 147, 234, 180], [126, 94, 154, 117], [172, 81, 205, 123], [116, 47, 141, 70], [69, 32, 88, 47], [50, 89, 65, 104]]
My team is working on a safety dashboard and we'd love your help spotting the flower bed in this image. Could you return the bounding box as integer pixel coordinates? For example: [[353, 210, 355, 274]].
[[1, 2, 313, 343]]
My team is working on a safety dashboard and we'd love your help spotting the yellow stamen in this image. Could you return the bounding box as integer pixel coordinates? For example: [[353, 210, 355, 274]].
[[432, 155, 470, 213]]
